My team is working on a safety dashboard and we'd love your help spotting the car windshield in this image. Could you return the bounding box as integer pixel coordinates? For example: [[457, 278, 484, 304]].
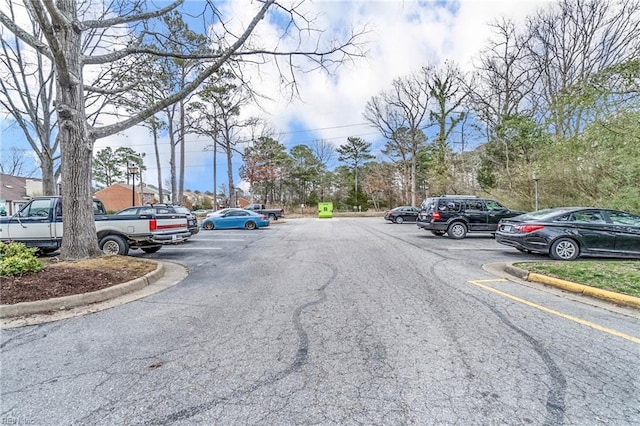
[[114, 208, 136, 215], [173, 206, 191, 215]]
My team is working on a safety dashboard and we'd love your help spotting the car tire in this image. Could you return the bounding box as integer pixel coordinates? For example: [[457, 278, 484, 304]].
[[204, 222, 214, 230], [550, 238, 579, 260], [431, 231, 445, 236], [395, 216, 404, 224], [38, 248, 58, 254], [245, 221, 257, 230], [269, 213, 277, 221], [99, 235, 129, 256], [141, 246, 161, 254], [447, 222, 467, 239]]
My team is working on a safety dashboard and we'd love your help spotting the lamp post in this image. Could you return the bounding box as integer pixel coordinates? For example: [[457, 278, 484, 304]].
[[128, 163, 139, 206], [533, 175, 539, 211]]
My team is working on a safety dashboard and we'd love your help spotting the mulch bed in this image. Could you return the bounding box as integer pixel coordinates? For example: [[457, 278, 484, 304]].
[[1, 266, 139, 305]]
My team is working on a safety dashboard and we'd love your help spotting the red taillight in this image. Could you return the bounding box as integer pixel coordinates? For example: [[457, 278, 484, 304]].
[[514, 224, 544, 233], [432, 211, 440, 220], [149, 218, 157, 231]]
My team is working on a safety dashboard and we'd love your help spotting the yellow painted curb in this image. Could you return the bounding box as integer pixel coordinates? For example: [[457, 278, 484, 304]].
[[528, 272, 640, 310]]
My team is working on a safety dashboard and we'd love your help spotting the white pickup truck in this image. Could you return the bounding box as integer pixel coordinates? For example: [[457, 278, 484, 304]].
[[0, 196, 191, 255]]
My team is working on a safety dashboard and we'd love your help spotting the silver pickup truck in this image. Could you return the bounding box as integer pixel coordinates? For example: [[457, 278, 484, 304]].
[[0, 196, 191, 255]]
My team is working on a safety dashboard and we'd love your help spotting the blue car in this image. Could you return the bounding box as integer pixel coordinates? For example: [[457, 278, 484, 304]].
[[201, 208, 270, 230]]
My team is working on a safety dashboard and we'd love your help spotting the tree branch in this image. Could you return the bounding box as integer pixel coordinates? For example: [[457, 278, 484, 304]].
[[81, 0, 184, 29], [91, 0, 276, 139], [0, 8, 52, 60]]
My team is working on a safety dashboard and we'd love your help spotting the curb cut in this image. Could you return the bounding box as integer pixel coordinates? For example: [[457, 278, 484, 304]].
[[0, 262, 165, 318], [504, 263, 640, 310]]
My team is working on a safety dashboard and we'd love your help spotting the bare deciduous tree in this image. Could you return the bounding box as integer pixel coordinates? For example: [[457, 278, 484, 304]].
[[309, 139, 335, 202], [0, 147, 39, 177], [364, 67, 433, 206], [0, 0, 366, 260], [470, 18, 537, 136], [0, 0, 59, 193], [428, 61, 469, 194], [525, 0, 640, 138]]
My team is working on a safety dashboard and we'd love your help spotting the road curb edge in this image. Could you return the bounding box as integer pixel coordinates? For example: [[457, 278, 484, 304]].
[[0, 262, 165, 318]]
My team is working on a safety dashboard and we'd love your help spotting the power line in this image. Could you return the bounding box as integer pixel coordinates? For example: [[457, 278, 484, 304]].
[[3, 122, 379, 154], [281, 122, 371, 134], [91, 129, 383, 152]]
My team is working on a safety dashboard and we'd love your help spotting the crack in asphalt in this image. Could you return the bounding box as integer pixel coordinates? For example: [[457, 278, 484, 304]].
[[357, 219, 568, 424], [477, 298, 568, 425], [143, 259, 339, 425]]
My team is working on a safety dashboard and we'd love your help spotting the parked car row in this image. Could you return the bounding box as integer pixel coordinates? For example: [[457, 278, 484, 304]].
[[0, 197, 193, 256], [124, 206, 271, 232], [384, 196, 640, 261]]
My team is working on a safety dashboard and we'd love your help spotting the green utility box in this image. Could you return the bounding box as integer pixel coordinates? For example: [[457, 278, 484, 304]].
[[318, 202, 333, 218]]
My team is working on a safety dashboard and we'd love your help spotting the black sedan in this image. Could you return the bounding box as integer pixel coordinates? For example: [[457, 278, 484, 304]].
[[495, 207, 640, 260], [384, 206, 420, 224]]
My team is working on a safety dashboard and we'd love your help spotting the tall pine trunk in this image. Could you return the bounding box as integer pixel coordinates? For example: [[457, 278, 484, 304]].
[[152, 122, 164, 203]]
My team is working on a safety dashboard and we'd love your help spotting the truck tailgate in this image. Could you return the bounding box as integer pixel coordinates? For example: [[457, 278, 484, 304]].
[[152, 214, 191, 243]]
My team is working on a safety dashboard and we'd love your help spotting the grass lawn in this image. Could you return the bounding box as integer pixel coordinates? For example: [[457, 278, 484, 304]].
[[514, 260, 640, 298]]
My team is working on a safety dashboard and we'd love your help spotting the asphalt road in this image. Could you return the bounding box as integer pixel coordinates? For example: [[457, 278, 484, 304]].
[[1, 217, 639, 425]]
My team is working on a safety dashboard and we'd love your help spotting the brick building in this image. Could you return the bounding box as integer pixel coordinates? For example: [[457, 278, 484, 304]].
[[94, 183, 158, 213]]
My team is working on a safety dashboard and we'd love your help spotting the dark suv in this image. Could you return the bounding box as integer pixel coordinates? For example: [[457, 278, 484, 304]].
[[416, 196, 525, 239], [115, 204, 199, 236]]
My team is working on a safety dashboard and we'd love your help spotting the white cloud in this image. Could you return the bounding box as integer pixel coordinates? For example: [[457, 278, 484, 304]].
[[230, 0, 550, 143]]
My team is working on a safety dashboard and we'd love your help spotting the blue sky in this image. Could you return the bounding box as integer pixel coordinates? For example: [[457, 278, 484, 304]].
[[1, 0, 551, 194]]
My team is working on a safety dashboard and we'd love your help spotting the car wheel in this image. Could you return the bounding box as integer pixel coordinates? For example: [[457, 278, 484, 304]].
[[550, 238, 579, 260], [431, 231, 445, 236], [269, 213, 277, 220], [99, 235, 129, 256], [245, 221, 257, 230], [204, 222, 214, 230], [395, 216, 404, 224], [141, 246, 161, 254], [447, 222, 467, 239]]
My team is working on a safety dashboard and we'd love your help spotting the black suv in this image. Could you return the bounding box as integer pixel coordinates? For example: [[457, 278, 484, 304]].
[[115, 204, 199, 236], [416, 196, 525, 239]]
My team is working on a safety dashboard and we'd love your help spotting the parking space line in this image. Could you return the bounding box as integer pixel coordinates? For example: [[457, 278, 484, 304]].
[[161, 247, 222, 250], [468, 279, 640, 344], [188, 238, 246, 242]]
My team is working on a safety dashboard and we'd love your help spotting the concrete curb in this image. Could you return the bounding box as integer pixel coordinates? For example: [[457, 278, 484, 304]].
[[0, 262, 165, 318], [504, 263, 640, 310]]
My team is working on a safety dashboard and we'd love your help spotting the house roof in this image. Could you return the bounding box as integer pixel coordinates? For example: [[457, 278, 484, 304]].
[[94, 183, 155, 195], [0, 174, 29, 201]]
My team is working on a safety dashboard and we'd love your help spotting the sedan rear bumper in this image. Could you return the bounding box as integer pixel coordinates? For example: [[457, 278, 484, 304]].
[[495, 232, 549, 254]]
